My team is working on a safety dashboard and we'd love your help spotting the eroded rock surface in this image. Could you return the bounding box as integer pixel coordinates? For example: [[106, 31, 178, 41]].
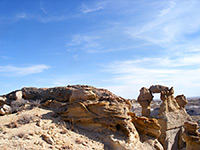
[[137, 85, 193, 150], [157, 87, 192, 150], [5, 85, 151, 150], [183, 121, 200, 150], [42, 86, 144, 149], [149, 85, 169, 93], [137, 87, 153, 117], [129, 112, 163, 150], [175, 94, 188, 108]]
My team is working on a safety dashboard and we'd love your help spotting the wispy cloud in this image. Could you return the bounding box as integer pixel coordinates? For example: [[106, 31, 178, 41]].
[[159, 1, 176, 16], [0, 64, 49, 76], [67, 34, 101, 52], [15, 13, 28, 20], [40, 0, 48, 14], [125, 0, 200, 47], [80, 2, 105, 14], [103, 53, 200, 98]]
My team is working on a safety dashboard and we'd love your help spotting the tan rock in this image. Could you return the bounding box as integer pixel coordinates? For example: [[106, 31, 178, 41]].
[[69, 88, 98, 102], [149, 85, 169, 93], [157, 87, 192, 150], [137, 87, 153, 117], [159, 87, 180, 115], [130, 112, 161, 138], [0, 104, 11, 115], [175, 94, 188, 108], [6, 90, 22, 100], [42, 134, 54, 145], [23, 85, 145, 149], [183, 121, 200, 150]]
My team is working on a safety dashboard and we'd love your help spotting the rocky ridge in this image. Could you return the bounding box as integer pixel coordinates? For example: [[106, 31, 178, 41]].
[[0, 84, 199, 150]]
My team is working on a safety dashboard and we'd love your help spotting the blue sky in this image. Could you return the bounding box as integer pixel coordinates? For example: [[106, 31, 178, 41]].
[[1, 0, 200, 98]]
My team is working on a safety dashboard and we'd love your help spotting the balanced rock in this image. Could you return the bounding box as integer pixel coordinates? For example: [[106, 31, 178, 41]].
[[149, 85, 169, 93], [183, 121, 200, 150]]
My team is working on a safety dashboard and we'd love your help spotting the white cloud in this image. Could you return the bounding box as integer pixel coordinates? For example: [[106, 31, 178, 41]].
[[40, 1, 48, 14], [0, 64, 49, 76], [67, 34, 100, 51], [15, 13, 27, 20], [125, 0, 200, 47], [103, 54, 200, 98], [80, 3, 105, 14], [159, 1, 176, 16]]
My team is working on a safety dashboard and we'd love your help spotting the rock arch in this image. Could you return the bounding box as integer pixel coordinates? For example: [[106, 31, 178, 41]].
[[137, 85, 184, 117], [137, 85, 192, 150]]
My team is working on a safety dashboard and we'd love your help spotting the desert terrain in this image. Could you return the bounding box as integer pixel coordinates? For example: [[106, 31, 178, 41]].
[[0, 85, 200, 150]]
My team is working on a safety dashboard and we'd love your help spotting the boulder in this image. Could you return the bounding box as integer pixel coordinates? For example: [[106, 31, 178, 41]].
[[175, 94, 188, 108], [0, 104, 12, 115], [183, 121, 200, 150]]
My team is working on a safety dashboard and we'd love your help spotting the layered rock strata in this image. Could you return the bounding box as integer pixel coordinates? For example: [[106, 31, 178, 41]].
[[183, 121, 200, 150], [2, 85, 162, 150], [129, 112, 164, 150], [137, 85, 192, 150]]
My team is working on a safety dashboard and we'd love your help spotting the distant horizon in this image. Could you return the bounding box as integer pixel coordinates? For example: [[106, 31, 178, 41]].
[[1, 84, 200, 100], [1, 0, 200, 99]]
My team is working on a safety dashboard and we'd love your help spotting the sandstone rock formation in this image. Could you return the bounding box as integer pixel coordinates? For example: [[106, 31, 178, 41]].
[[149, 85, 169, 93], [129, 112, 164, 150], [39, 85, 144, 149], [158, 87, 180, 115], [137, 85, 193, 150], [1, 84, 197, 150], [137, 87, 153, 117], [183, 121, 200, 150], [175, 94, 188, 108], [2, 85, 161, 150]]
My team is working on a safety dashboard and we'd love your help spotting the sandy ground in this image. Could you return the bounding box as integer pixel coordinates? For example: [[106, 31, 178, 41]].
[[0, 98, 199, 150], [0, 107, 104, 150]]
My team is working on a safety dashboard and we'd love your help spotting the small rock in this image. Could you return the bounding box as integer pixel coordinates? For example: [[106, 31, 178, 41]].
[[82, 142, 87, 146], [0, 108, 5, 115], [42, 134, 54, 145], [36, 120, 43, 127], [0, 104, 11, 115]]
